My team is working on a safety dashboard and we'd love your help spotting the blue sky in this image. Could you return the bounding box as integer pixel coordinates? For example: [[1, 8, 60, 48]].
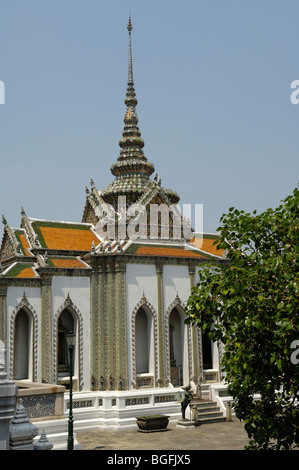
[[0, 0, 298, 236]]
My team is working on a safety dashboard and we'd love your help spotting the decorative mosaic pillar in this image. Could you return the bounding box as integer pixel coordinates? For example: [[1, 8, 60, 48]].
[[156, 262, 166, 387], [41, 275, 53, 384], [115, 259, 128, 389], [0, 283, 8, 344], [105, 259, 116, 389], [98, 261, 107, 390], [90, 259, 108, 390], [189, 263, 201, 384], [90, 264, 99, 389]]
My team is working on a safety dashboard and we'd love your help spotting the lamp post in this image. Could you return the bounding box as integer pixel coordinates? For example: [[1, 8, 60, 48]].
[[66, 331, 76, 450]]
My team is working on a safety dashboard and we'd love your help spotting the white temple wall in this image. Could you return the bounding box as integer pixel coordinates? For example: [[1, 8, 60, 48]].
[[126, 263, 195, 388], [126, 263, 158, 313], [163, 265, 190, 306], [7, 286, 41, 325], [126, 263, 158, 388]]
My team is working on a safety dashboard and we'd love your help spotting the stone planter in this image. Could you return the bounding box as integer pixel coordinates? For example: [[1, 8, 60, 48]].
[[136, 415, 170, 433]]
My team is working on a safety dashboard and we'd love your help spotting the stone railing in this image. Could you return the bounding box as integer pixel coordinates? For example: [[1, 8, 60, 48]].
[[210, 383, 261, 418], [15, 381, 65, 420], [63, 387, 183, 431], [203, 369, 219, 383]]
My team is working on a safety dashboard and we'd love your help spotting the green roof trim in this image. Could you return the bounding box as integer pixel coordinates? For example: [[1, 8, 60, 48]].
[[125, 243, 196, 255], [4, 263, 35, 278], [46, 256, 80, 267]]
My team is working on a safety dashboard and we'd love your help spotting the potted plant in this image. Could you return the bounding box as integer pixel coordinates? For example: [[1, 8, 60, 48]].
[[135, 415, 170, 433]]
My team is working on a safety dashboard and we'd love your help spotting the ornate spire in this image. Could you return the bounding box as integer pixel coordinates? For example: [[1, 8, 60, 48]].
[[101, 17, 155, 206], [127, 16, 134, 87]]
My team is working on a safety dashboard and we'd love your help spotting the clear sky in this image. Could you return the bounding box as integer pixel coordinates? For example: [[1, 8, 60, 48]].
[[0, 0, 298, 237]]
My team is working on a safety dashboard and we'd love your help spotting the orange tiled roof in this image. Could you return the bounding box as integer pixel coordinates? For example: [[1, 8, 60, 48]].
[[190, 236, 224, 257], [49, 258, 89, 269], [15, 267, 36, 278], [34, 224, 100, 251], [18, 233, 32, 257], [133, 246, 205, 258]]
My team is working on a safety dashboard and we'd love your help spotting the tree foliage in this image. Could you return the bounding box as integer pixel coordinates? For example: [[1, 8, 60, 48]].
[[185, 187, 299, 450]]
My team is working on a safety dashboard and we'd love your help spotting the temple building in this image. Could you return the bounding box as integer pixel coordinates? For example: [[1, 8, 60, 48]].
[[0, 19, 226, 426]]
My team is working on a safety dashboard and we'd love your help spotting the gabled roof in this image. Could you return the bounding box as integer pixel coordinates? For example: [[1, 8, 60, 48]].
[[0, 221, 34, 268], [28, 218, 102, 251], [123, 237, 224, 260], [88, 236, 224, 260], [0, 214, 99, 278], [2, 256, 90, 278]]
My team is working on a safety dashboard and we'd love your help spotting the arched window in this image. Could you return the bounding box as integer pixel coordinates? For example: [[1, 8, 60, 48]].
[[14, 308, 31, 380], [136, 307, 149, 374], [57, 308, 76, 378], [169, 307, 185, 386], [135, 306, 154, 377]]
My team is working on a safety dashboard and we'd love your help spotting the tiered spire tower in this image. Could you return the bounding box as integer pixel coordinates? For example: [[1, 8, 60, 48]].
[[101, 17, 155, 206]]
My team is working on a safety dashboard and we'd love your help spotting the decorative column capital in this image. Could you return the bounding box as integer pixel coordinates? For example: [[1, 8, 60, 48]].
[[188, 262, 196, 276], [115, 259, 126, 273], [40, 274, 52, 287], [155, 262, 163, 274], [0, 285, 8, 297]]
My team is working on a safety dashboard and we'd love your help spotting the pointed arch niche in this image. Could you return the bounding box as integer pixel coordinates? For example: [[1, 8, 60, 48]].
[[166, 296, 189, 387], [10, 293, 38, 382], [131, 295, 158, 389], [54, 294, 84, 391]]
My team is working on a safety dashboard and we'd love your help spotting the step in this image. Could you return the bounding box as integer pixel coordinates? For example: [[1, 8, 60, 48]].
[[193, 400, 226, 425], [196, 400, 218, 408], [197, 416, 227, 424], [196, 410, 224, 419]]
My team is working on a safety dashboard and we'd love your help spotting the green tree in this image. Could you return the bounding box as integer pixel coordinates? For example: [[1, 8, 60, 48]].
[[185, 187, 299, 450]]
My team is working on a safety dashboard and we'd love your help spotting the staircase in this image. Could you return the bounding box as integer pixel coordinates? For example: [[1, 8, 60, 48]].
[[191, 384, 226, 425], [195, 400, 226, 425]]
